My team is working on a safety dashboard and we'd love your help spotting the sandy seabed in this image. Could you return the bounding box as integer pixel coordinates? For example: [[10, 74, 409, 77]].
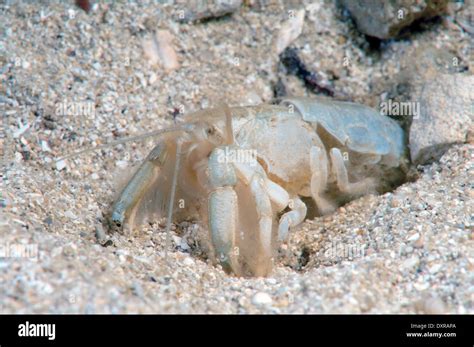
[[1, 1, 472, 313]]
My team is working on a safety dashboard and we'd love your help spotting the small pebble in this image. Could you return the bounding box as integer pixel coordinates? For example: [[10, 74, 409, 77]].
[[63, 244, 77, 257], [41, 140, 51, 152], [55, 159, 67, 171], [266, 278, 277, 285], [401, 256, 419, 271], [252, 292, 273, 306], [414, 281, 430, 291], [43, 216, 53, 225], [428, 263, 443, 274], [407, 233, 420, 242], [274, 9, 305, 54], [115, 160, 128, 169], [183, 257, 194, 266], [64, 210, 77, 220]]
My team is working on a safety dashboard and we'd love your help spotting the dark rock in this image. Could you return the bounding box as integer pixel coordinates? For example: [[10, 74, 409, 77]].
[[340, 0, 449, 39], [409, 73, 473, 164]]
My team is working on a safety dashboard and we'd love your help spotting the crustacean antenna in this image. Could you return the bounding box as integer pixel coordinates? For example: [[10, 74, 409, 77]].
[[56, 124, 194, 162], [164, 139, 182, 261], [223, 104, 235, 145]]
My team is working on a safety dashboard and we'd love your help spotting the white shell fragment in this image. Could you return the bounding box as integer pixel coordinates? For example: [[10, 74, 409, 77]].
[[55, 159, 67, 171], [142, 30, 180, 71], [252, 292, 273, 306], [40, 140, 51, 152], [13, 119, 29, 138], [274, 9, 305, 55]]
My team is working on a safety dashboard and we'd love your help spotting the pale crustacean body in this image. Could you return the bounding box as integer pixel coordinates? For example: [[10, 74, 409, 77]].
[[111, 97, 407, 277]]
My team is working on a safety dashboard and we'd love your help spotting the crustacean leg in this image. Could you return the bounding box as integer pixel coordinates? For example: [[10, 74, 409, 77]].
[[234, 162, 290, 250], [233, 160, 307, 250], [277, 196, 307, 242], [310, 145, 335, 215], [208, 147, 293, 275], [329, 148, 375, 195], [207, 146, 241, 274], [111, 142, 168, 230]]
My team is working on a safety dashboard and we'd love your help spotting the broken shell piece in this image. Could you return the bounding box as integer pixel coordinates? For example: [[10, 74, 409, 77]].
[[55, 159, 67, 171], [13, 119, 29, 138], [41, 140, 52, 152], [142, 30, 180, 71], [274, 9, 305, 55]]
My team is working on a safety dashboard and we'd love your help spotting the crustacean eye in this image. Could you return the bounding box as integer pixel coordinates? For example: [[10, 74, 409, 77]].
[[206, 126, 216, 136]]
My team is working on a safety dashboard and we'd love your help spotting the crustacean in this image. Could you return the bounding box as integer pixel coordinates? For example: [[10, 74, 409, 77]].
[[110, 96, 407, 277]]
